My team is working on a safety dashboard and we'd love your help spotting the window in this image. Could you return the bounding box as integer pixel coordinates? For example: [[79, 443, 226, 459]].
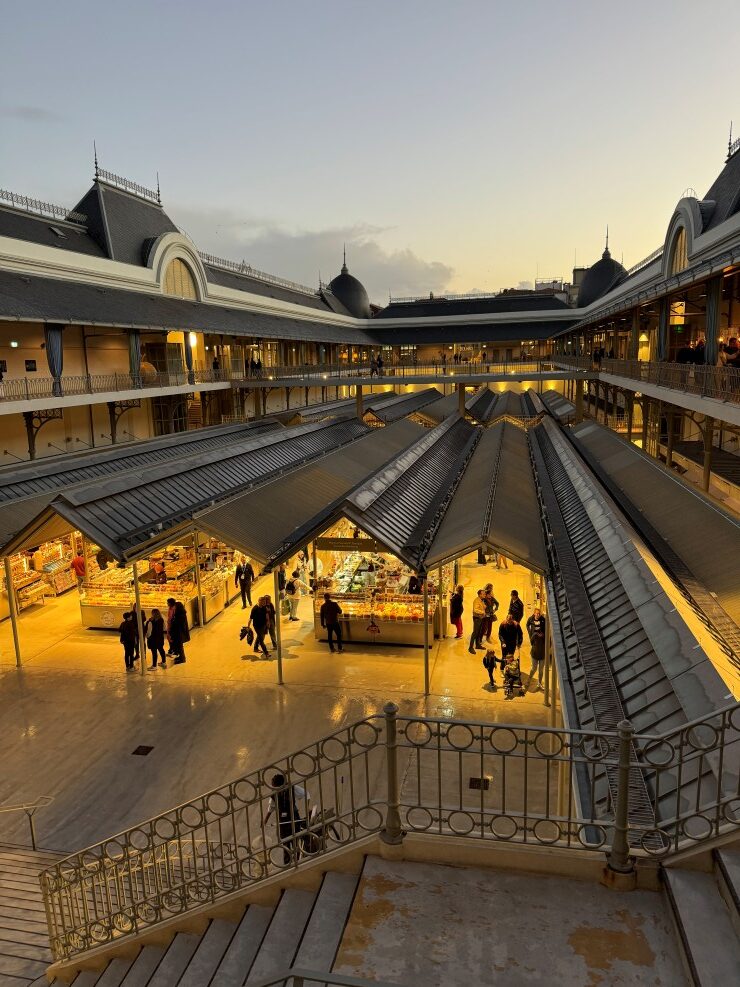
[[49, 225, 67, 238], [163, 258, 198, 299], [669, 227, 688, 275]]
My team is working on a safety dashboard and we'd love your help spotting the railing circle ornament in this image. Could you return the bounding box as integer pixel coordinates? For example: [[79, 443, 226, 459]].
[[402, 720, 434, 747], [534, 731, 564, 758], [179, 804, 203, 830], [639, 828, 672, 856], [232, 779, 258, 805], [128, 827, 151, 852], [154, 817, 178, 840], [351, 721, 381, 748], [489, 814, 519, 840], [406, 806, 434, 832], [239, 856, 266, 881], [162, 890, 186, 914], [489, 728, 519, 755], [102, 839, 125, 862], [446, 724, 477, 751], [577, 735, 612, 761], [448, 810, 476, 836], [533, 818, 562, 845], [640, 739, 676, 767], [577, 823, 608, 849], [206, 792, 231, 817], [680, 814, 714, 842], [213, 868, 238, 893], [723, 799, 740, 824], [355, 806, 383, 832], [686, 723, 719, 752], [135, 902, 159, 924], [320, 736, 349, 763], [89, 920, 111, 943], [289, 751, 318, 778]]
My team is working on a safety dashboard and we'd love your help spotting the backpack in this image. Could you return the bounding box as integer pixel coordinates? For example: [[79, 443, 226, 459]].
[[285, 580, 296, 595]]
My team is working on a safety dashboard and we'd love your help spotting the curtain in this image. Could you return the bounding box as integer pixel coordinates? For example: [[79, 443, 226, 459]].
[[184, 334, 194, 385], [128, 330, 142, 386], [44, 323, 64, 397], [657, 299, 669, 362]]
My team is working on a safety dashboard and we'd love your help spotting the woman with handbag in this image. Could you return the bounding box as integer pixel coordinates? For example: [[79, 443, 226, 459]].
[[170, 601, 190, 664], [145, 608, 167, 668], [449, 585, 464, 639]]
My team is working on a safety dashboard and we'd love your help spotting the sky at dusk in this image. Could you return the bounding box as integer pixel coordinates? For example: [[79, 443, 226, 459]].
[[1, 0, 738, 303]]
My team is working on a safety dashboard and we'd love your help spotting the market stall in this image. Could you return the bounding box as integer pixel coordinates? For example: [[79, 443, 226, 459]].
[[1, 533, 81, 621]]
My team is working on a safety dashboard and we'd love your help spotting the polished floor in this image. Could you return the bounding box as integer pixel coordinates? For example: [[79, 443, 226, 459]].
[[0, 556, 551, 853]]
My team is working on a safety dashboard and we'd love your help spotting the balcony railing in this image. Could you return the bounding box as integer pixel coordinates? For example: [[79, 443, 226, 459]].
[[248, 358, 563, 382], [0, 370, 233, 403], [555, 355, 740, 404], [40, 701, 739, 964]]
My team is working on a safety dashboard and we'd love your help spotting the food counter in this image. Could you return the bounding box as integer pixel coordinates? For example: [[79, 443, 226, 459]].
[[79, 578, 199, 629], [313, 592, 436, 646]]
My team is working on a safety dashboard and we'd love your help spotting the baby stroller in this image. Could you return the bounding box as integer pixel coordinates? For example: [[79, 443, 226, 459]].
[[501, 653, 525, 700]]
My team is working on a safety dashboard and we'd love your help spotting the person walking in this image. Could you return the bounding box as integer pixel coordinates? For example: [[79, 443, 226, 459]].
[[235, 559, 256, 609], [526, 608, 547, 691], [449, 585, 464, 639], [266, 773, 308, 865], [468, 589, 486, 655], [71, 550, 86, 588], [285, 570, 308, 620], [508, 590, 524, 623], [482, 584, 500, 642], [119, 612, 137, 671], [248, 596, 270, 657], [319, 592, 343, 653], [377, 354, 384, 374], [170, 601, 190, 664], [264, 594, 277, 650], [165, 597, 177, 656], [145, 608, 167, 668], [498, 613, 523, 659]]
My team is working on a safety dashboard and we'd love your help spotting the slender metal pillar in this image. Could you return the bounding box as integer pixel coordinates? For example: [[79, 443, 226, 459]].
[[355, 384, 363, 419], [549, 655, 558, 728], [132, 560, 146, 677], [543, 627, 552, 708], [574, 379, 583, 423], [666, 409, 676, 468], [423, 579, 430, 696], [4, 557, 22, 667], [273, 570, 284, 686], [626, 395, 634, 443], [641, 398, 650, 452], [192, 532, 205, 628], [458, 383, 465, 416], [608, 720, 636, 874], [380, 702, 403, 845], [438, 567, 445, 638], [312, 541, 318, 593], [703, 416, 715, 492]]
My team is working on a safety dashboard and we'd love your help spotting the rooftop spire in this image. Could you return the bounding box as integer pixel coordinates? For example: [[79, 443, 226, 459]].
[[93, 140, 99, 179], [603, 224, 611, 258], [728, 121, 734, 162], [342, 243, 348, 274], [156, 171, 161, 206]]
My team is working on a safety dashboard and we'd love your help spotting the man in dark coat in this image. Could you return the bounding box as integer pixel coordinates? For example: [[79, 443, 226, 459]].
[[526, 609, 547, 690], [248, 596, 269, 657], [508, 590, 524, 623], [498, 614, 523, 658], [235, 560, 256, 608]]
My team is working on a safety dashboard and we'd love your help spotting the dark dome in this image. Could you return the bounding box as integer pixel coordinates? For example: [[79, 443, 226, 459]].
[[328, 258, 371, 319], [577, 245, 627, 308]]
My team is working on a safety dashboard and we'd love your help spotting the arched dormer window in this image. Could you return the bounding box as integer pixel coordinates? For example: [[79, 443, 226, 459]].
[[163, 257, 198, 299], [669, 226, 688, 275]]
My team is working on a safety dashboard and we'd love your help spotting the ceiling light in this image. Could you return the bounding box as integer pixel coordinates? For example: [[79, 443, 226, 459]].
[[188, 332, 197, 347], [10, 341, 18, 348]]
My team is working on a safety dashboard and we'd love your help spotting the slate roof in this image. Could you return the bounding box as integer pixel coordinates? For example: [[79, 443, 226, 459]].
[[369, 320, 573, 345], [375, 293, 571, 319], [0, 206, 106, 257], [204, 264, 331, 312], [0, 269, 378, 344], [700, 147, 740, 232], [72, 182, 178, 264]]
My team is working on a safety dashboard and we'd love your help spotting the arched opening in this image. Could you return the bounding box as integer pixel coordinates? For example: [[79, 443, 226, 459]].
[[669, 226, 688, 276], [163, 257, 198, 299]]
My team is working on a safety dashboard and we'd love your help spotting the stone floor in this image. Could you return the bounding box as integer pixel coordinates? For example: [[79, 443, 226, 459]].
[[0, 556, 552, 853], [334, 856, 687, 986]]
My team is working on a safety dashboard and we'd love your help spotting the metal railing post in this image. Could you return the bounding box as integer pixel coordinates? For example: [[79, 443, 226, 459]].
[[380, 702, 403, 845], [607, 719, 635, 875]]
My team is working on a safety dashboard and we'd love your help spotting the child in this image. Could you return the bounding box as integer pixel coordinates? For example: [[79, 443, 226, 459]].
[[483, 648, 497, 690], [502, 653, 525, 700]]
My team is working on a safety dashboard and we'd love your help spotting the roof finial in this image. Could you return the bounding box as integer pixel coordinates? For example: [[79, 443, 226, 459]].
[[603, 224, 610, 258], [156, 171, 161, 206], [728, 121, 734, 162], [342, 243, 348, 274], [93, 140, 99, 179]]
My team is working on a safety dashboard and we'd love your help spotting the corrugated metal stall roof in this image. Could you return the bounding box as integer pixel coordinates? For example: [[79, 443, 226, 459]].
[[195, 419, 425, 569], [364, 387, 442, 424], [296, 390, 397, 422], [4, 419, 369, 560], [0, 421, 282, 552], [570, 422, 740, 619], [540, 389, 576, 421], [466, 387, 498, 423], [344, 416, 479, 568], [412, 392, 458, 425], [423, 422, 548, 572]]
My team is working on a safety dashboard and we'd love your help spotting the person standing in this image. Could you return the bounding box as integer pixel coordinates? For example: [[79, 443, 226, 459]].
[[145, 608, 167, 668], [377, 354, 384, 374], [170, 601, 190, 664], [277, 563, 287, 599], [285, 570, 308, 620], [468, 589, 486, 655], [71, 550, 86, 588], [498, 613, 523, 659], [248, 596, 270, 657], [319, 592, 343, 653], [449, 585, 464, 639], [264, 594, 277, 650], [482, 584, 499, 642], [235, 559, 256, 609], [130, 602, 146, 663], [119, 612, 137, 671], [526, 608, 547, 690], [165, 597, 177, 656], [508, 590, 524, 623]]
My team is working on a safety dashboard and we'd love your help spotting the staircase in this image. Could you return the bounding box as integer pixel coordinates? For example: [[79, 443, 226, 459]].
[[65, 871, 360, 987], [0, 845, 62, 986], [663, 848, 740, 985]]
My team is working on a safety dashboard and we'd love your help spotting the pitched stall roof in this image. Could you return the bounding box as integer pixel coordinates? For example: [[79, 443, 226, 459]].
[[293, 390, 398, 423], [409, 392, 459, 426], [4, 419, 369, 561], [539, 389, 576, 422], [195, 419, 426, 569], [465, 387, 499, 423], [343, 416, 480, 570], [568, 421, 740, 630], [0, 421, 281, 552], [362, 387, 442, 425], [0, 270, 378, 345]]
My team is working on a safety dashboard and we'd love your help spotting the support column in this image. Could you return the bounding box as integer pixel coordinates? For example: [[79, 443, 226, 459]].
[[543, 627, 552, 708], [703, 416, 715, 492], [458, 383, 465, 416], [355, 384, 363, 420], [253, 389, 262, 419], [666, 409, 676, 468], [704, 275, 722, 367], [192, 532, 204, 628], [628, 308, 640, 360], [626, 395, 634, 443], [273, 570, 284, 686], [657, 298, 669, 362], [438, 567, 445, 639], [132, 561, 146, 677], [285, 387, 290, 411], [423, 578, 430, 697], [549, 653, 558, 728], [3, 557, 22, 667], [641, 399, 650, 452], [574, 379, 584, 423]]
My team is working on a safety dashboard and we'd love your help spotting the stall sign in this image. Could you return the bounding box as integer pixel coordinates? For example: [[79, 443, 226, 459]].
[[316, 537, 380, 552], [366, 618, 381, 636]]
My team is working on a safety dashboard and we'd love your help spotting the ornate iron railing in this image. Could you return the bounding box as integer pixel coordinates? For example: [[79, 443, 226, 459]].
[[554, 356, 740, 404], [0, 370, 234, 402], [625, 246, 663, 277], [95, 168, 160, 205], [198, 251, 319, 297], [40, 702, 739, 963], [0, 188, 86, 225]]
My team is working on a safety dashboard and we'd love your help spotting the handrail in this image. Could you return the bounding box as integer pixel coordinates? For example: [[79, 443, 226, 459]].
[[39, 701, 739, 964], [248, 968, 402, 987], [0, 795, 54, 850]]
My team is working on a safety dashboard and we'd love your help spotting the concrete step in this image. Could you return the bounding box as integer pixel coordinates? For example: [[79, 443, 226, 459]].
[[293, 872, 360, 979], [210, 905, 273, 987], [70, 970, 101, 986], [118, 945, 167, 987], [147, 933, 201, 987], [246, 889, 316, 983], [95, 956, 135, 987], [714, 848, 740, 935], [177, 919, 238, 987], [663, 868, 740, 985]]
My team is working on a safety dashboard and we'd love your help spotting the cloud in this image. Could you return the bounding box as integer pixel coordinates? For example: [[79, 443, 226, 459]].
[[516, 280, 534, 290], [171, 206, 454, 304], [1, 104, 61, 122]]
